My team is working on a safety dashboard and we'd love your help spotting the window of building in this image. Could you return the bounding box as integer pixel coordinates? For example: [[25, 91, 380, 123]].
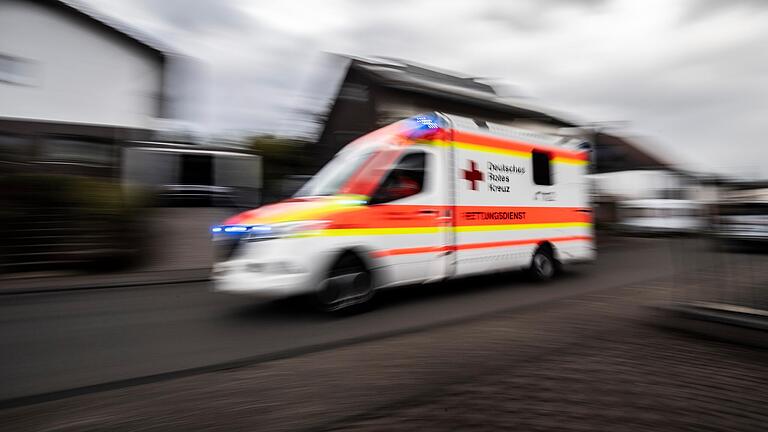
[[338, 83, 369, 102], [371, 151, 427, 204], [180, 154, 213, 185], [0, 54, 36, 86], [42, 138, 113, 166], [0, 134, 28, 163], [532, 150, 553, 186]]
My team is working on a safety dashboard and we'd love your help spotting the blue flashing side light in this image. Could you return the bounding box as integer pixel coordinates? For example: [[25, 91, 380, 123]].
[[211, 227, 223, 233]]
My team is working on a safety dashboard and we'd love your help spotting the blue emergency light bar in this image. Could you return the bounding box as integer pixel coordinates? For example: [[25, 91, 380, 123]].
[[407, 113, 446, 140], [211, 225, 272, 235]]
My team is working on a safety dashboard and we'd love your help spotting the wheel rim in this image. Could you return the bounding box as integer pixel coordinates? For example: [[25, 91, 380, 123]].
[[319, 266, 372, 310], [534, 253, 554, 278]]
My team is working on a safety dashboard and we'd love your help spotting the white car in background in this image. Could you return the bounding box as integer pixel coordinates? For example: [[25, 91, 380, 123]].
[[617, 199, 704, 235], [715, 188, 768, 246]]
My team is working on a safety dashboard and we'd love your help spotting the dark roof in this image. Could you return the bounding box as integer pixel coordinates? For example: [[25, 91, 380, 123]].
[[346, 56, 578, 127], [592, 132, 671, 173], [36, 0, 169, 59], [327, 55, 680, 172], [723, 179, 768, 189]]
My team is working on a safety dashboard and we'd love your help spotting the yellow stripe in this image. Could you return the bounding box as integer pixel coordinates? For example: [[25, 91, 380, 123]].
[[417, 139, 587, 166], [320, 222, 592, 237], [552, 156, 589, 166], [419, 139, 451, 148], [324, 227, 442, 236], [454, 141, 532, 159], [454, 222, 592, 233], [255, 195, 367, 224]]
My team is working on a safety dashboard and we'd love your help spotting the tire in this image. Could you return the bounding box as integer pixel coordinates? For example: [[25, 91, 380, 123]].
[[529, 245, 557, 281], [315, 253, 374, 312]]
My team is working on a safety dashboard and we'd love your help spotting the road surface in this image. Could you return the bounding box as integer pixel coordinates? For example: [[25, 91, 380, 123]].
[[0, 238, 679, 402]]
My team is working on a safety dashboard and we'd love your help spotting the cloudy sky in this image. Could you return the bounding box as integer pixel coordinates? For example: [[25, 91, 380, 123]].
[[82, 0, 768, 178]]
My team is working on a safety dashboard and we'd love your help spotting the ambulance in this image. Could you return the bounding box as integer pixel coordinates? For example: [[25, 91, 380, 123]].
[[211, 113, 595, 311]]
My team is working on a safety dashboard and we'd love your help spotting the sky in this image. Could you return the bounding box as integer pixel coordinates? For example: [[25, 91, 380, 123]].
[[81, 0, 768, 178]]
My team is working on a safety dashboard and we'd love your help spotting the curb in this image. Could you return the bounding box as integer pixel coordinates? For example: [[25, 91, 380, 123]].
[[0, 269, 211, 296], [652, 301, 768, 349]]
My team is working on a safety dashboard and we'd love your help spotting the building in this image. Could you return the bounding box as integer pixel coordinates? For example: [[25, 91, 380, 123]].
[[0, 1, 259, 275], [0, 0, 169, 176], [316, 56, 668, 174]]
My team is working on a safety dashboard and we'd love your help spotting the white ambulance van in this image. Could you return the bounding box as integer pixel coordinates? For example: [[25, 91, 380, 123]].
[[212, 113, 595, 310]]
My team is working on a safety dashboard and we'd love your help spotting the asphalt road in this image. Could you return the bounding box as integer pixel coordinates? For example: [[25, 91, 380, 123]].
[[0, 237, 680, 402]]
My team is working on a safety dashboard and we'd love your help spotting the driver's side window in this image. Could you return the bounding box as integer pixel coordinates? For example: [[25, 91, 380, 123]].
[[370, 151, 427, 204]]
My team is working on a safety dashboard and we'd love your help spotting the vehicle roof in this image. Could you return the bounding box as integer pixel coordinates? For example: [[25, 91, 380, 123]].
[[338, 112, 590, 160], [439, 113, 589, 151]]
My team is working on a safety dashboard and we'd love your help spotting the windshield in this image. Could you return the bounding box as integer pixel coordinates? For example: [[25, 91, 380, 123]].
[[295, 149, 374, 197], [294, 118, 421, 198]]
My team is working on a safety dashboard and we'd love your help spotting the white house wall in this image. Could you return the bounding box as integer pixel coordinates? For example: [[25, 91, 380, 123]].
[[590, 170, 685, 200], [0, 0, 163, 129]]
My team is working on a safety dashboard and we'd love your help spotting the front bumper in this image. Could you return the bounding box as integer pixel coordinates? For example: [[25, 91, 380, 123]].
[[211, 235, 336, 298], [212, 259, 315, 298]]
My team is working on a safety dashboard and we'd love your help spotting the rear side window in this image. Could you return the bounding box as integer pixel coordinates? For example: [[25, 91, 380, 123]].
[[532, 150, 552, 186]]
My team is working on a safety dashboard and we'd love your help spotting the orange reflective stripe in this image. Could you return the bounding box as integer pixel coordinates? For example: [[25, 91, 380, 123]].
[[372, 245, 450, 258], [329, 205, 591, 230], [453, 235, 592, 251], [372, 235, 592, 258], [453, 130, 588, 161], [456, 206, 592, 226], [328, 205, 444, 229]]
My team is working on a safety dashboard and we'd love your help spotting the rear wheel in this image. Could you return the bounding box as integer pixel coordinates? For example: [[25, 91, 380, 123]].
[[315, 254, 373, 312], [529, 246, 556, 281]]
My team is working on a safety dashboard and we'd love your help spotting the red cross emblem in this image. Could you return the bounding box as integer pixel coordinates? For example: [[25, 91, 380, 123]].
[[462, 160, 484, 190]]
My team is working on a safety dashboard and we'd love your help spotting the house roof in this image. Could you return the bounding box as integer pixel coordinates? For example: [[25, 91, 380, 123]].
[[346, 56, 579, 127], [39, 0, 170, 60], [350, 57, 686, 172], [592, 131, 671, 173]]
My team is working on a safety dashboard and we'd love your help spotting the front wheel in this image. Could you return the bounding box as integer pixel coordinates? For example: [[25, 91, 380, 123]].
[[529, 246, 556, 281], [315, 254, 374, 312]]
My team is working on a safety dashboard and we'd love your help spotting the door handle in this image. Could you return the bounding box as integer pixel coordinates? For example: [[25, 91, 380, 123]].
[[418, 209, 439, 216]]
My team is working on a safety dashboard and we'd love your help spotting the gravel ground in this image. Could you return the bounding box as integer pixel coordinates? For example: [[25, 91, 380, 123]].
[[2, 280, 767, 432]]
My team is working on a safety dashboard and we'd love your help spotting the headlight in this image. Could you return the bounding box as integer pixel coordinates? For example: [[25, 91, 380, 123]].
[[244, 220, 330, 241]]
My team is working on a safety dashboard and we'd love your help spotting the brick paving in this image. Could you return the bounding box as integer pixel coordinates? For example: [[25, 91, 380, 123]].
[[333, 316, 768, 432], [664, 237, 768, 310], [1, 281, 767, 432]]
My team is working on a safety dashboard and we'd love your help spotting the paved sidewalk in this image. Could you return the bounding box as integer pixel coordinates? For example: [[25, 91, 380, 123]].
[[1, 280, 766, 431], [0, 208, 227, 294]]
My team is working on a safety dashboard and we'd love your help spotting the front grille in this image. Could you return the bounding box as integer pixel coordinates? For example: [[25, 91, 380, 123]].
[[215, 235, 244, 262]]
